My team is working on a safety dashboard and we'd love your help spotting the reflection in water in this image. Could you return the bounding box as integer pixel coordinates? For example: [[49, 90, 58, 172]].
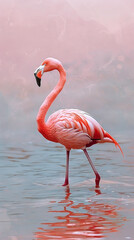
[[35, 187, 125, 239]]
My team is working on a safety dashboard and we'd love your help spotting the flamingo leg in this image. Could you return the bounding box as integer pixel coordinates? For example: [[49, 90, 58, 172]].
[[83, 149, 100, 188], [62, 150, 70, 186]]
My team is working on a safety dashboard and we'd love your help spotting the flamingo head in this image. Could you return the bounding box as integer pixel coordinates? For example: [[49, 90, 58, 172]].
[[34, 58, 62, 87]]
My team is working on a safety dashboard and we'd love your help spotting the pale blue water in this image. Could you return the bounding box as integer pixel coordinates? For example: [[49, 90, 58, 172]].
[[0, 135, 133, 240]]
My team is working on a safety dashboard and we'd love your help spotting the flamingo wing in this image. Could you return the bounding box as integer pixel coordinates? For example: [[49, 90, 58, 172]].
[[47, 109, 105, 149]]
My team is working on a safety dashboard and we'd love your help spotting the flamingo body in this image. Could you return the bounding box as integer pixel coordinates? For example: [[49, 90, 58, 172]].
[[43, 109, 115, 151], [34, 57, 123, 188]]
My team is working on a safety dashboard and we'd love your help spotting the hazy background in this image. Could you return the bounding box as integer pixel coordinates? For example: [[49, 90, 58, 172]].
[[0, 0, 134, 143]]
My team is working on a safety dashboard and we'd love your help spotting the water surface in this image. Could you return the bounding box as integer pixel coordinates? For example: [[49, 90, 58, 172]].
[[0, 137, 133, 240]]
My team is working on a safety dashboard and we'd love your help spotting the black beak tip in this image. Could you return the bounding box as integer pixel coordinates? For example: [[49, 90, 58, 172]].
[[34, 73, 41, 87]]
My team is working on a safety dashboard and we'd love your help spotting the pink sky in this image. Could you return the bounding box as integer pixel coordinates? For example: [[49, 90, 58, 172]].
[[0, 0, 134, 139]]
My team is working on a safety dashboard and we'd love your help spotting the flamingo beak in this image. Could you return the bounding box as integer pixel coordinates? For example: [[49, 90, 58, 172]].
[[34, 65, 44, 87], [34, 72, 41, 87]]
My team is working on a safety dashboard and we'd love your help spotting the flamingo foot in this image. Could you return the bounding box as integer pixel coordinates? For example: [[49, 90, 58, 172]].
[[62, 179, 69, 186], [95, 173, 101, 188]]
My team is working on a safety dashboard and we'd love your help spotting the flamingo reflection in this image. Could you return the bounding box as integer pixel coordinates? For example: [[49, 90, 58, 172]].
[[35, 187, 125, 239]]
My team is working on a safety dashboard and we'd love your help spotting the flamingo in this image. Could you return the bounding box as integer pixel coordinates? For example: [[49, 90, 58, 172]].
[[34, 57, 123, 188]]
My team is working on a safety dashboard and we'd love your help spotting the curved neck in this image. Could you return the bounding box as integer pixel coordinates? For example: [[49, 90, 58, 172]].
[[36, 64, 66, 136]]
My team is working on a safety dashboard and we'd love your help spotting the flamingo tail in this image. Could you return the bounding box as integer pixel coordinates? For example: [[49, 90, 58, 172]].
[[104, 132, 124, 157]]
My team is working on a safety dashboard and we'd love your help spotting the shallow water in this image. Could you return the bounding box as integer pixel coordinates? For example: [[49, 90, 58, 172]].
[[0, 136, 133, 240]]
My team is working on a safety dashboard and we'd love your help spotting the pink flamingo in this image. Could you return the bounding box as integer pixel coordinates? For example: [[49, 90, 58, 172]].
[[34, 57, 123, 188]]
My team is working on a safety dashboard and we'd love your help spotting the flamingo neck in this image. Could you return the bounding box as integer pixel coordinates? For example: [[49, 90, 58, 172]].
[[36, 64, 66, 138]]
